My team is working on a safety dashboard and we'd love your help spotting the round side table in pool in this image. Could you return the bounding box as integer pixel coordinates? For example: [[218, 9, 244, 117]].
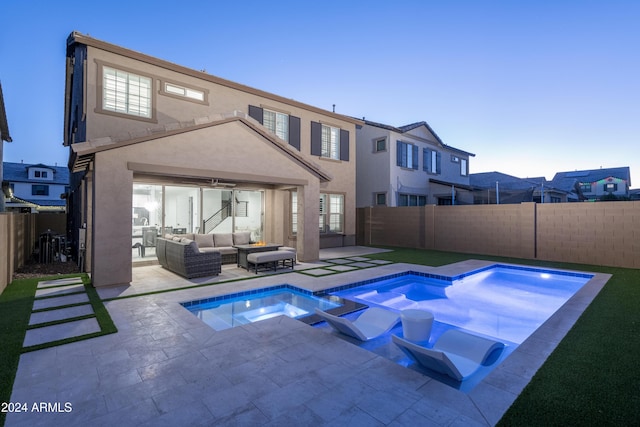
[[401, 309, 434, 342]]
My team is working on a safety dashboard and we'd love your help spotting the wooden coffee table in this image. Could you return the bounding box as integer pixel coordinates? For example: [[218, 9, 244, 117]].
[[234, 243, 281, 270]]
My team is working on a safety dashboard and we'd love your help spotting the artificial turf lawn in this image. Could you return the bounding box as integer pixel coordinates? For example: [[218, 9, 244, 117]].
[[0, 274, 116, 427], [367, 247, 640, 426]]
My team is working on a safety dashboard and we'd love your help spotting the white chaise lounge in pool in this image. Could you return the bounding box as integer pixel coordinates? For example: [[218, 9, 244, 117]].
[[392, 329, 504, 381], [314, 307, 400, 341]]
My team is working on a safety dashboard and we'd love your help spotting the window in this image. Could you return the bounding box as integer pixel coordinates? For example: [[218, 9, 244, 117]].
[[291, 192, 344, 234], [32, 185, 49, 196], [319, 193, 344, 232], [103, 66, 152, 118], [375, 193, 387, 206], [322, 125, 341, 159], [581, 183, 592, 192], [398, 193, 426, 207], [163, 82, 205, 102], [291, 191, 298, 234], [375, 138, 386, 152], [451, 155, 460, 163], [311, 121, 349, 160], [604, 183, 618, 192], [263, 109, 289, 142], [249, 105, 301, 150], [397, 141, 418, 169], [423, 148, 441, 174], [460, 158, 468, 176]]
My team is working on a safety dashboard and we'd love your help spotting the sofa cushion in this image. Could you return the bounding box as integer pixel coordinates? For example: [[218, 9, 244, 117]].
[[213, 233, 233, 247], [195, 234, 214, 248], [233, 232, 251, 245]]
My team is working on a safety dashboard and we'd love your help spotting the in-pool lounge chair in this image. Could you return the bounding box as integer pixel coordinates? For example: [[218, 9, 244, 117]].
[[314, 307, 400, 341], [392, 329, 504, 381]]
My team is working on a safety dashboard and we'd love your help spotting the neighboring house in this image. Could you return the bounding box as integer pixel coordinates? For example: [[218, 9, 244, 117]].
[[64, 32, 361, 287], [0, 81, 13, 212], [470, 172, 569, 204], [630, 188, 640, 201], [2, 162, 69, 212], [356, 120, 475, 207], [551, 167, 632, 201]]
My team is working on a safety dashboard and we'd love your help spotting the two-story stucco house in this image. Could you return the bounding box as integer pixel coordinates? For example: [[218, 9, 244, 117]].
[[2, 162, 69, 212], [64, 32, 361, 287], [356, 120, 474, 207]]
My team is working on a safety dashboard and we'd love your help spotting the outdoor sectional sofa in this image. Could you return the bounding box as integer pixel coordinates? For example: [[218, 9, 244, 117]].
[[156, 231, 252, 278]]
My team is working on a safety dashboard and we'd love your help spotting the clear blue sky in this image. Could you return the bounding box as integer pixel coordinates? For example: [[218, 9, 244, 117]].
[[2, 0, 639, 186]]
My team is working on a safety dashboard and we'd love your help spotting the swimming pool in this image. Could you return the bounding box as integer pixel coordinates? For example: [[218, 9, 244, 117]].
[[182, 286, 343, 331], [328, 265, 593, 345]]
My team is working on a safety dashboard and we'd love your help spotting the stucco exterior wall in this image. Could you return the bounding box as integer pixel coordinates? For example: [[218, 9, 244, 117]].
[[88, 120, 324, 286], [358, 201, 640, 269]]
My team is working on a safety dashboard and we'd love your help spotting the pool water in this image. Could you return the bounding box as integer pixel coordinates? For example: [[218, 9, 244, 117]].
[[330, 266, 592, 345], [183, 287, 341, 331]]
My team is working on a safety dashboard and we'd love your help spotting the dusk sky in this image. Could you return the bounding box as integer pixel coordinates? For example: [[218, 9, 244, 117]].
[[2, 0, 639, 186]]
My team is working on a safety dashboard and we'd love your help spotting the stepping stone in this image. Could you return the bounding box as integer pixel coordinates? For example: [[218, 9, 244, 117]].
[[366, 260, 393, 265], [302, 269, 335, 276], [325, 258, 353, 265], [29, 304, 94, 326], [345, 257, 371, 262], [35, 284, 85, 298], [38, 278, 84, 288], [23, 318, 101, 347], [326, 265, 358, 272], [32, 293, 90, 310], [348, 262, 377, 268]]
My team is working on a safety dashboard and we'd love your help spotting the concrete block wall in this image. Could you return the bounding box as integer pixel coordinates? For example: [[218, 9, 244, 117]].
[[357, 201, 640, 269], [433, 203, 535, 260], [537, 201, 640, 268]]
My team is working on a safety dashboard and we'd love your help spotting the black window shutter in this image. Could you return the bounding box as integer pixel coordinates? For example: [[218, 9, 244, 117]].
[[248, 105, 263, 124], [289, 116, 301, 150], [340, 129, 349, 161], [436, 151, 442, 174], [311, 121, 322, 155], [412, 145, 419, 169], [397, 141, 403, 167]]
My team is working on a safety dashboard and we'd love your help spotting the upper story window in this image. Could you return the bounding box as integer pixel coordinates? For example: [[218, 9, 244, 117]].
[[29, 168, 53, 180], [311, 121, 349, 160], [32, 185, 49, 196], [321, 125, 341, 159], [263, 109, 289, 142], [102, 66, 152, 118], [423, 148, 441, 174], [460, 158, 468, 176], [397, 141, 418, 169], [249, 105, 301, 150], [162, 82, 206, 103], [374, 138, 387, 152]]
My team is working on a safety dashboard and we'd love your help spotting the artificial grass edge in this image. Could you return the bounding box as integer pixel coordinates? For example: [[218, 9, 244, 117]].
[[0, 274, 117, 427]]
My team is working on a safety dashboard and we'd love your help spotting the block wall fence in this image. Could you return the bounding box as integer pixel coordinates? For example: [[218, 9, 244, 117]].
[[357, 201, 640, 269]]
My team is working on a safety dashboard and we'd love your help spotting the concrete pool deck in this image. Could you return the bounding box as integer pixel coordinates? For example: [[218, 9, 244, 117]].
[[7, 250, 610, 426]]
